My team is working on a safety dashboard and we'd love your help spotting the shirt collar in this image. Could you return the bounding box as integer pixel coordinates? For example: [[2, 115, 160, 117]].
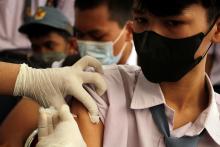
[[130, 72, 220, 145], [203, 75, 220, 145], [130, 71, 165, 109]]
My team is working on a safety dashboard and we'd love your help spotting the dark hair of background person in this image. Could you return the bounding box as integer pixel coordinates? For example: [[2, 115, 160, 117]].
[[134, 0, 220, 24], [74, 0, 133, 28]]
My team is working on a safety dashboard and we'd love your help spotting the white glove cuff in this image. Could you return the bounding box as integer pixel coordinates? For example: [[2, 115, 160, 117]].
[[13, 64, 64, 107]]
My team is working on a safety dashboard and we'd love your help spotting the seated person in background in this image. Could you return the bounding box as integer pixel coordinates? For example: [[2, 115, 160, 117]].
[[74, 0, 137, 65], [19, 6, 80, 68]]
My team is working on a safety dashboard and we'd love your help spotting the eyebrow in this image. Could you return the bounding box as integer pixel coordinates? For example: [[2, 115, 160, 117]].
[[75, 27, 107, 37], [133, 7, 191, 20]]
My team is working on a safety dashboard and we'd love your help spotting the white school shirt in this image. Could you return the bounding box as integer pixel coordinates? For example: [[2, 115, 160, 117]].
[[86, 64, 220, 147]]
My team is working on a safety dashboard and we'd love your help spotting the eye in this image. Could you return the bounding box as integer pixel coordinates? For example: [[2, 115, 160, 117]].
[[134, 17, 148, 25], [132, 16, 149, 32], [91, 33, 106, 41], [163, 20, 184, 27], [44, 42, 54, 50]]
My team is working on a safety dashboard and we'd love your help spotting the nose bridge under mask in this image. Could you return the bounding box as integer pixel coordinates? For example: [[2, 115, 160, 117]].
[[133, 29, 207, 83], [77, 27, 128, 65]]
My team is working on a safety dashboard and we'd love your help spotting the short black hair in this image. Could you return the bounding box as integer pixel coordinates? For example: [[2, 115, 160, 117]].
[[134, 0, 220, 23], [74, 0, 133, 28], [26, 24, 72, 41]]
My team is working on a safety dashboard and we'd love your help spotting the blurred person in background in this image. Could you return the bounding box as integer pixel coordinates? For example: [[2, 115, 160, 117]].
[[74, 0, 137, 65], [0, 0, 74, 53], [19, 6, 79, 68]]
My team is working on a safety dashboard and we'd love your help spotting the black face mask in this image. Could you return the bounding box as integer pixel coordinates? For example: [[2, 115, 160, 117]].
[[133, 31, 211, 83]]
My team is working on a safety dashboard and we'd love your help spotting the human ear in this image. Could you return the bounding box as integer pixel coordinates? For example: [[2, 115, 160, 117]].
[[211, 18, 220, 43], [67, 37, 78, 55], [125, 21, 134, 42]]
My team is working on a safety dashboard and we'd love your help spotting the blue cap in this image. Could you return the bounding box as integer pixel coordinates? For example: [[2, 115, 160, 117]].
[[19, 7, 73, 35]]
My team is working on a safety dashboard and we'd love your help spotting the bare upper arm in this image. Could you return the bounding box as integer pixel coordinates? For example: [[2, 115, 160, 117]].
[[70, 99, 104, 147], [0, 97, 39, 147]]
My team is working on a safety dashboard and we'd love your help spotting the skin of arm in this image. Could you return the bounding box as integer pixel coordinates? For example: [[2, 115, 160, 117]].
[[0, 97, 104, 147], [70, 99, 104, 147], [0, 62, 20, 95], [0, 97, 39, 147]]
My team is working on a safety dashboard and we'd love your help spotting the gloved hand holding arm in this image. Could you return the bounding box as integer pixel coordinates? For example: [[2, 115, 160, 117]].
[[36, 104, 86, 147], [0, 56, 106, 123], [14, 56, 106, 123]]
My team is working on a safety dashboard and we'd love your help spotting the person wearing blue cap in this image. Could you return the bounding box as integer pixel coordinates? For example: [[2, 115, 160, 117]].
[[19, 6, 79, 68]]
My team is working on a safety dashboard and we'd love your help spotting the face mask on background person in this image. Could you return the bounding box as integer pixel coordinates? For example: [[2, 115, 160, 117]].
[[32, 51, 67, 65], [77, 27, 128, 65], [133, 25, 214, 83]]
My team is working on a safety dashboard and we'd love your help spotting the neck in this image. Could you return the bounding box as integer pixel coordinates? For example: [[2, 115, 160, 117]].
[[160, 64, 209, 112]]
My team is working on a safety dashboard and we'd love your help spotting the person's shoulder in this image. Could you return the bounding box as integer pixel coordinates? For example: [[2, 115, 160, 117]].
[[102, 64, 141, 77], [102, 64, 142, 92], [84, 64, 142, 121], [70, 99, 104, 147], [103, 64, 140, 71]]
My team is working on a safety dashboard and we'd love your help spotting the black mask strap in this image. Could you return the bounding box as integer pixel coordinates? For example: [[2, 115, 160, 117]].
[[201, 43, 213, 59], [199, 16, 219, 60]]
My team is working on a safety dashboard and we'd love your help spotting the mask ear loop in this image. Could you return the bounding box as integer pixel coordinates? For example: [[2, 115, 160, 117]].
[[200, 15, 219, 59], [195, 42, 213, 64], [201, 43, 213, 58], [116, 42, 129, 57], [113, 26, 127, 44], [112, 26, 129, 57]]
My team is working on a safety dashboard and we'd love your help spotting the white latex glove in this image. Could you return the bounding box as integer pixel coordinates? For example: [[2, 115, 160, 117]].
[[13, 56, 107, 123], [36, 104, 86, 147]]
